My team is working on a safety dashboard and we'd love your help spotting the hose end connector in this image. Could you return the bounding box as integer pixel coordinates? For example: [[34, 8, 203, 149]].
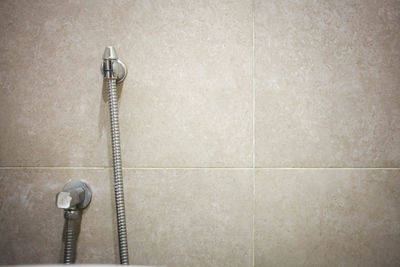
[[101, 46, 127, 83], [103, 46, 118, 60]]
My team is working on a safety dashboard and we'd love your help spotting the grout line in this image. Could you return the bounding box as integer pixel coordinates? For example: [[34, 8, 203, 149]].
[[0, 166, 253, 170], [0, 167, 399, 170], [252, 170, 256, 267], [252, 0, 256, 170], [253, 167, 400, 170], [252, 0, 256, 266], [0, 166, 111, 170], [124, 167, 253, 170]]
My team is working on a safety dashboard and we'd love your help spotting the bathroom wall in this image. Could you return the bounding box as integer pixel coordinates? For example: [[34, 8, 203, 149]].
[[0, 0, 399, 266]]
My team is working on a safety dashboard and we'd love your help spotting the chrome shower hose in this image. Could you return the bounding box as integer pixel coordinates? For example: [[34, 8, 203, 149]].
[[106, 77, 129, 265], [63, 210, 81, 264]]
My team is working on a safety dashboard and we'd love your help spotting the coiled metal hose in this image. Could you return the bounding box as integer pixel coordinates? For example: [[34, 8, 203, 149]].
[[106, 77, 130, 265], [63, 210, 81, 264]]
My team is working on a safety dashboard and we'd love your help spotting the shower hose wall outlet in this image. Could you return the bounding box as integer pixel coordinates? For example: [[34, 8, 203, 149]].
[[56, 180, 92, 264]]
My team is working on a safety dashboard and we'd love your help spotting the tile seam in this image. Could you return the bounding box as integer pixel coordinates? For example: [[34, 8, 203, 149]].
[[252, 0, 256, 266], [253, 167, 400, 170], [0, 167, 399, 170]]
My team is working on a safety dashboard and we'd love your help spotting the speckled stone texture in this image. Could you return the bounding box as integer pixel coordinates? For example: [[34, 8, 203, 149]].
[[255, 169, 400, 267], [0, 0, 113, 167], [0, 0, 400, 266], [0, 169, 253, 266], [115, 0, 253, 168], [255, 0, 400, 167], [0, 0, 253, 168]]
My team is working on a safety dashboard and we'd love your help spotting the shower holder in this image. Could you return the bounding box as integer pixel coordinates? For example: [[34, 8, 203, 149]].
[[101, 59, 127, 84]]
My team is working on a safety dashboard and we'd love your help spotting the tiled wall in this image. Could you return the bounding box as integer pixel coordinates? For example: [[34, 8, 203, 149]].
[[0, 0, 399, 266]]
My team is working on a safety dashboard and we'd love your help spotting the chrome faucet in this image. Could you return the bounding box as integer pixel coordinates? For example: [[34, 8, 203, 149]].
[[56, 180, 92, 264]]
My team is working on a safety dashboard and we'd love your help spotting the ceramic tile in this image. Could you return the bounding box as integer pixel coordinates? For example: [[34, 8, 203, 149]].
[[0, 0, 253, 168], [124, 168, 253, 267], [255, 169, 400, 267], [0, 168, 116, 264], [255, 0, 400, 167], [0, 0, 115, 167], [0, 168, 253, 266], [114, 0, 253, 167]]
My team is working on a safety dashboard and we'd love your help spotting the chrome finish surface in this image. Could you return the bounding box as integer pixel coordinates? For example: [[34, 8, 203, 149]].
[[102, 46, 130, 265], [63, 209, 82, 264], [56, 180, 92, 264], [101, 59, 127, 84], [103, 46, 118, 60], [56, 180, 92, 209], [101, 46, 127, 84]]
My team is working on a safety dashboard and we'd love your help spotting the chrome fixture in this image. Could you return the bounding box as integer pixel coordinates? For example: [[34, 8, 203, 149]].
[[56, 180, 92, 264], [101, 47, 128, 84], [102, 46, 130, 265]]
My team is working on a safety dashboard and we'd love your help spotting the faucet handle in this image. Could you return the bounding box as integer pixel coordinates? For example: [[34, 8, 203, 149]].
[[55, 180, 92, 210], [56, 191, 73, 209]]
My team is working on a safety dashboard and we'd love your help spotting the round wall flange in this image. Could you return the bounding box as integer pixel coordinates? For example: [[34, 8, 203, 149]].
[[62, 180, 92, 209]]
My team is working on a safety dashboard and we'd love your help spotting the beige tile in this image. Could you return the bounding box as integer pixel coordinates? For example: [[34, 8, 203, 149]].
[[124, 169, 253, 267], [0, 168, 253, 266], [114, 0, 253, 167], [0, 0, 253, 168], [0, 168, 117, 264], [255, 169, 400, 267], [255, 0, 400, 167], [0, 0, 115, 167]]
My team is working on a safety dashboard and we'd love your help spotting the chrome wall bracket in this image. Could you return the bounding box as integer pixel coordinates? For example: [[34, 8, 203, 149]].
[[101, 47, 128, 84]]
